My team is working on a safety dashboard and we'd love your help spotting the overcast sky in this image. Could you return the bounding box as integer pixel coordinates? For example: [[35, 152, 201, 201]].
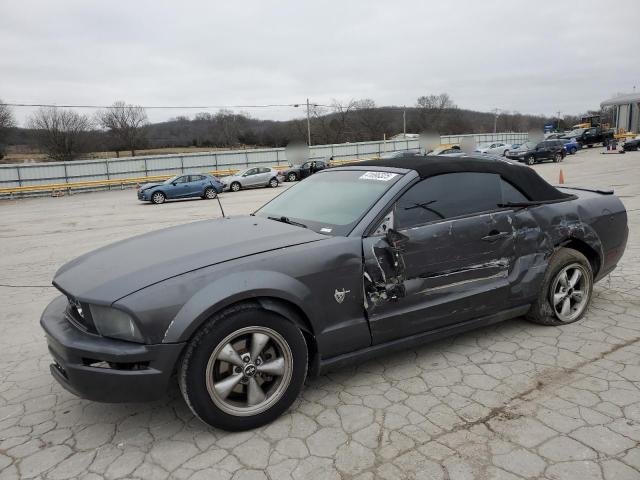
[[1, 0, 638, 125]]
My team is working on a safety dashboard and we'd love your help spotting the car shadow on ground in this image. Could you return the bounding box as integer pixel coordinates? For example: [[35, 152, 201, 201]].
[[53, 315, 546, 436]]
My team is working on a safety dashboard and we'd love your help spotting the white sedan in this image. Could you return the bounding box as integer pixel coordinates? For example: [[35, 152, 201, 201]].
[[475, 142, 512, 156]]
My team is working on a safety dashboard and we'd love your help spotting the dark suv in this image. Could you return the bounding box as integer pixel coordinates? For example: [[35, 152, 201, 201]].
[[506, 140, 566, 165]]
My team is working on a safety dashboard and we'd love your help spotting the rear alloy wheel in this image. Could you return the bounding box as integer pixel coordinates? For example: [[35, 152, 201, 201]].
[[269, 177, 279, 188], [151, 191, 166, 204], [179, 305, 307, 431], [526, 156, 535, 165], [204, 187, 217, 199], [553, 152, 561, 163], [287, 172, 298, 182], [526, 247, 593, 326], [230, 182, 241, 192]]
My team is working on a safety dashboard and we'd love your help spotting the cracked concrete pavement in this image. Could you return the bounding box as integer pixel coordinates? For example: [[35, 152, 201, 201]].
[[1, 148, 639, 479]]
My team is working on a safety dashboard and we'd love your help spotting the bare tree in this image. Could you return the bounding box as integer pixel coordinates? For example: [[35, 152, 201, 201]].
[[331, 99, 358, 142], [415, 93, 457, 132], [353, 99, 389, 140], [0, 100, 16, 159], [97, 101, 149, 156], [28, 107, 92, 161]]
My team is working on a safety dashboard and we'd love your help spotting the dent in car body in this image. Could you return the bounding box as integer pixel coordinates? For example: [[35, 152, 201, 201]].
[[361, 187, 626, 346]]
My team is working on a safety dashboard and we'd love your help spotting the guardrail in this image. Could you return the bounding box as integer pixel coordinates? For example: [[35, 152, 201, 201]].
[[0, 133, 528, 198], [0, 167, 293, 197], [0, 160, 369, 197]]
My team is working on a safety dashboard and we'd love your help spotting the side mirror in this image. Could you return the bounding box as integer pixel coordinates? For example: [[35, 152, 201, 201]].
[[386, 228, 409, 249], [171, 182, 177, 186]]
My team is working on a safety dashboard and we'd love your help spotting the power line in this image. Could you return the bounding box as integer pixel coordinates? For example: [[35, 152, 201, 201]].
[[0, 102, 312, 109]]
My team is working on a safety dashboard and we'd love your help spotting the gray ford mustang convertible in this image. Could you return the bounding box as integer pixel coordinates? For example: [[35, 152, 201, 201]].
[[41, 155, 628, 430]]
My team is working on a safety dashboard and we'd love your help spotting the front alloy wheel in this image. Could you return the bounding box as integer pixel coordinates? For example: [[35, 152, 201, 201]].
[[230, 182, 241, 192], [287, 172, 297, 182], [204, 187, 217, 199], [206, 327, 292, 416], [151, 191, 166, 204], [527, 156, 535, 165], [269, 178, 279, 188], [179, 305, 307, 431]]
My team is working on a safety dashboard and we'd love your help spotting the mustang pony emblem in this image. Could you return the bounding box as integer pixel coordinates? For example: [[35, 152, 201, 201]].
[[334, 288, 351, 304]]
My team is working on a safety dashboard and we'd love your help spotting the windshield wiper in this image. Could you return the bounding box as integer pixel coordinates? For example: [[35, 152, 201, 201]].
[[267, 216, 308, 229]]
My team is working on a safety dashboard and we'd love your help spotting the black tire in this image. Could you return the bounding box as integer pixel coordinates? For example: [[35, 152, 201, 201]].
[[526, 156, 535, 166], [553, 153, 561, 163], [179, 304, 308, 431], [587, 144, 593, 148], [151, 191, 166, 204], [525, 247, 593, 326], [569, 147, 577, 155], [230, 182, 241, 192], [287, 172, 298, 182], [203, 187, 217, 200], [268, 177, 279, 188]]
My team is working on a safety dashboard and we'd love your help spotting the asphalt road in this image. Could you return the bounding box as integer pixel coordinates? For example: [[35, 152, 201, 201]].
[[1, 148, 639, 480]]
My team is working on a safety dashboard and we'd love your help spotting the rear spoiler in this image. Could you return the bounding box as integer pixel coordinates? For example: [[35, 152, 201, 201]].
[[556, 185, 614, 195]]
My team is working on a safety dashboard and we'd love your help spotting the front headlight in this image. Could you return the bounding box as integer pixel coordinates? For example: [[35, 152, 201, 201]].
[[89, 305, 144, 343]]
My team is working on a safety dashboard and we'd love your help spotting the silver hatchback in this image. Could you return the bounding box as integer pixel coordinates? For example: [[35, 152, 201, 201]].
[[222, 167, 284, 192]]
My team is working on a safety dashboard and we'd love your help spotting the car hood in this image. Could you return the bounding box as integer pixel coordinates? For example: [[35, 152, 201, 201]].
[[53, 216, 327, 303], [140, 182, 163, 190]]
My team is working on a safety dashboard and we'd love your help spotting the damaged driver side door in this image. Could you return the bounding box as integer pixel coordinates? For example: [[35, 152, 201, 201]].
[[363, 172, 520, 345]]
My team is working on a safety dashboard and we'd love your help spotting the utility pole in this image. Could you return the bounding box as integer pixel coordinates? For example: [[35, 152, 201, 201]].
[[306, 98, 312, 146], [492, 108, 500, 134], [403, 107, 406, 137], [556, 111, 562, 130]]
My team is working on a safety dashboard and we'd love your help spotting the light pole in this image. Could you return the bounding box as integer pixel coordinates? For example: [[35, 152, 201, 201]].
[[492, 108, 501, 134], [306, 98, 312, 146], [403, 107, 406, 137], [556, 111, 561, 130]]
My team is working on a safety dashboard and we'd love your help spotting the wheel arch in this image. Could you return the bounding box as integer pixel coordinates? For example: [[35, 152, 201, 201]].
[[163, 271, 319, 367], [557, 237, 601, 277]]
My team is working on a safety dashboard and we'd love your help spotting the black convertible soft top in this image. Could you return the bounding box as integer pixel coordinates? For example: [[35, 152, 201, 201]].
[[356, 155, 570, 201]]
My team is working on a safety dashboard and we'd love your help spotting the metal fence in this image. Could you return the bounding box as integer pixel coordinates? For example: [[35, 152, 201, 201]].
[[0, 132, 528, 189]]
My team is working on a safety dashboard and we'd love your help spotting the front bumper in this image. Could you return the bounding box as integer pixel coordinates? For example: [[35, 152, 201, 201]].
[[40, 295, 185, 402], [137, 190, 151, 201]]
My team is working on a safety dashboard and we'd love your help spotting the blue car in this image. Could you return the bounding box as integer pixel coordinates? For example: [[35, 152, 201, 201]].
[[560, 137, 581, 155], [137, 173, 224, 204]]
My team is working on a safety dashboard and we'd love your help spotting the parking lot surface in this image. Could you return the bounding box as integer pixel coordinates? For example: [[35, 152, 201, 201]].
[[1, 149, 639, 480]]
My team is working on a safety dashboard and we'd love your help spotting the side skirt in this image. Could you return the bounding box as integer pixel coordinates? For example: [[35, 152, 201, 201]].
[[316, 305, 530, 375]]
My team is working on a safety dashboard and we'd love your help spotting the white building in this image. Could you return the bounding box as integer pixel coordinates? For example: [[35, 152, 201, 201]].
[[600, 93, 640, 134]]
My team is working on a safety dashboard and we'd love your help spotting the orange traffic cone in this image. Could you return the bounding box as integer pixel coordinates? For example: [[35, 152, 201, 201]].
[[559, 169, 565, 184]]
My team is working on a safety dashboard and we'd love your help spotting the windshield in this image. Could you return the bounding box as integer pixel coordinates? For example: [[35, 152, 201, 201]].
[[255, 170, 402, 235], [518, 141, 537, 150], [163, 175, 179, 184], [568, 128, 586, 136]]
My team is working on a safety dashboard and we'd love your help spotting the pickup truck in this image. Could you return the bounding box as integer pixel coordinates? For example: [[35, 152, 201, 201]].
[[562, 126, 614, 148], [41, 155, 628, 430]]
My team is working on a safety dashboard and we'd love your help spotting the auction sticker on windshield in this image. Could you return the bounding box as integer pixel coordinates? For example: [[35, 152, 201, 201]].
[[359, 172, 398, 181]]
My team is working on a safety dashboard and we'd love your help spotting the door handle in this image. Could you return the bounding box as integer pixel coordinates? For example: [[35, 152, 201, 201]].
[[482, 231, 510, 242]]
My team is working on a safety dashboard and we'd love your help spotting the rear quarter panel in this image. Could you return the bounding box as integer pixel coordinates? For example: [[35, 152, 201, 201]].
[[507, 190, 627, 306]]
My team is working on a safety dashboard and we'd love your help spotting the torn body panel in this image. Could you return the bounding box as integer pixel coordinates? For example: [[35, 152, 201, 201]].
[[363, 211, 517, 344]]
